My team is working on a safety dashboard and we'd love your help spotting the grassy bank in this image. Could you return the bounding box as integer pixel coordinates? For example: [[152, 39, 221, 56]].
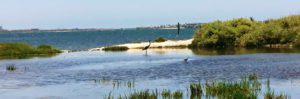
[[189, 14, 300, 48], [0, 43, 61, 58]]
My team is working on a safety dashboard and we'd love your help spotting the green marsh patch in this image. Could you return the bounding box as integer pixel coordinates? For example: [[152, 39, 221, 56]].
[[0, 43, 61, 59], [102, 46, 129, 51]]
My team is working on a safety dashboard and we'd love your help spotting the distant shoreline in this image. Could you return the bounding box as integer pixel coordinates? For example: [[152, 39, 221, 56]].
[[0, 23, 200, 34]]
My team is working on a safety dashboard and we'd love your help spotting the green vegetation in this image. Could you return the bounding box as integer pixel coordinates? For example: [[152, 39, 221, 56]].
[[189, 82, 202, 98], [128, 90, 158, 99], [154, 37, 167, 42], [205, 77, 261, 99], [161, 89, 171, 98], [6, 64, 16, 71], [264, 79, 289, 99], [0, 43, 61, 58], [172, 90, 183, 99], [104, 75, 289, 99], [190, 15, 300, 48], [102, 46, 129, 51], [94, 78, 135, 89], [161, 89, 183, 99], [265, 91, 288, 99]]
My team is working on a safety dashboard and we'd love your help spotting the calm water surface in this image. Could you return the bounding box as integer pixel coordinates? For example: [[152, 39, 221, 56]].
[[1, 48, 300, 99], [0, 29, 195, 50]]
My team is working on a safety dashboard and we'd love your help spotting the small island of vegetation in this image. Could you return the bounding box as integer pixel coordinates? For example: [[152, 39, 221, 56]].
[[0, 43, 61, 58], [102, 46, 129, 51], [154, 37, 167, 42], [189, 15, 300, 48]]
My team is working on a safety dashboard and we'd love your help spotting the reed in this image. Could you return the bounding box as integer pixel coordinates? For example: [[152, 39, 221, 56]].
[[128, 90, 158, 99], [205, 76, 260, 99], [172, 90, 183, 99], [6, 64, 16, 71], [161, 89, 172, 99], [104, 92, 114, 99], [94, 78, 135, 89], [103, 75, 289, 99], [189, 82, 202, 98], [264, 79, 289, 99]]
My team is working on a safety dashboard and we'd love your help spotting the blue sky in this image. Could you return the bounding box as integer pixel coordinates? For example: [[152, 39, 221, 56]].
[[0, 0, 300, 29]]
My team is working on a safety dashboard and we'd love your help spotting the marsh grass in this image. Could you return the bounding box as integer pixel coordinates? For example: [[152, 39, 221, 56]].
[[189, 82, 202, 99], [205, 76, 261, 99], [172, 90, 183, 99], [248, 73, 258, 81], [104, 92, 114, 99], [94, 78, 135, 89], [0, 43, 61, 58], [264, 79, 289, 99], [102, 46, 129, 51], [264, 89, 289, 99], [126, 81, 135, 89], [128, 89, 158, 99], [6, 64, 16, 71], [161, 89, 172, 99], [103, 75, 289, 99]]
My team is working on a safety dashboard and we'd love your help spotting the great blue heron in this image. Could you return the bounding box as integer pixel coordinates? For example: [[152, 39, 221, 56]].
[[177, 22, 180, 35], [184, 56, 189, 63], [142, 40, 151, 55]]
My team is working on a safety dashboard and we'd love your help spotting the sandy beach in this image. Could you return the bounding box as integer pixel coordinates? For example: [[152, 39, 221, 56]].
[[89, 39, 193, 51]]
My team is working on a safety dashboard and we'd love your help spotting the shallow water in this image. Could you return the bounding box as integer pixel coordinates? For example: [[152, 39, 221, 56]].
[[1, 48, 300, 98]]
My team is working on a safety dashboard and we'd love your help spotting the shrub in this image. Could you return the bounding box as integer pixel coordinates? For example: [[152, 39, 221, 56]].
[[154, 37, 167, 42], [293, 34, 300, 48], [102, 46, 129, 51], [191, 14, 300, 48], [0, 43, 61, 57]]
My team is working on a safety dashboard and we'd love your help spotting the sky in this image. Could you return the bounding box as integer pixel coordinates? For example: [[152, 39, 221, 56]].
[[0, 0, 300, 30]]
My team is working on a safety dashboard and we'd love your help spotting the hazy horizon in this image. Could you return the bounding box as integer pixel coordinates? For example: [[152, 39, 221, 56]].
[[1, 0, 300, 30]]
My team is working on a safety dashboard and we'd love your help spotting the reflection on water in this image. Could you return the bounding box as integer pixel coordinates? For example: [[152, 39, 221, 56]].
[[0, 48, 300, 98], [192, 48, 300, 56]]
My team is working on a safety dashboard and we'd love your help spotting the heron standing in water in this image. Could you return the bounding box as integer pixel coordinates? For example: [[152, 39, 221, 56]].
[[177, 22, 181, 36], [142, 40, 151, 55], [184, 56, 189, 63]]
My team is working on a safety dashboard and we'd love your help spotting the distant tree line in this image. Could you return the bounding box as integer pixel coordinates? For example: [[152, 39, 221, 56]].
[[189, 15, 300, 48]]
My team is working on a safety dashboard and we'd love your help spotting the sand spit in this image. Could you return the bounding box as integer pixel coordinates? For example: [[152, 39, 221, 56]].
[[89, 39, 193, 51]]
